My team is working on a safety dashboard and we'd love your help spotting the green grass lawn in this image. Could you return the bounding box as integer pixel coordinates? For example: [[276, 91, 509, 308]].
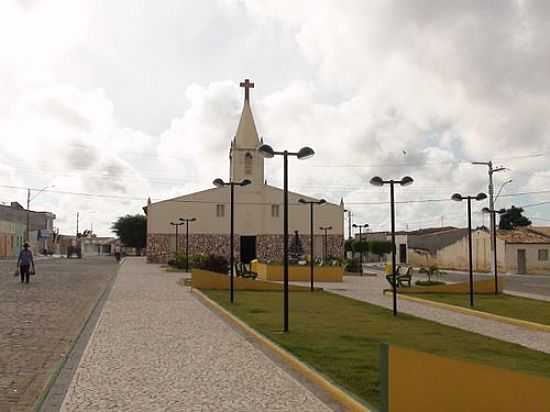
[[203, 290, 550, 410], [411, 293, 550, 326]]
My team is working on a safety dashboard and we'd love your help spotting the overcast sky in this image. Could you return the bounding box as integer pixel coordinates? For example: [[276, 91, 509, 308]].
[[1, 0, 550, 236]]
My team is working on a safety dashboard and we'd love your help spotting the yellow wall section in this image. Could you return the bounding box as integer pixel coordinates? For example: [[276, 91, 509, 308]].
[[251, 261, 343, 282], [191, 269, 312, 291], [387, 345, 550, 412], [397, 278, 503, 294]]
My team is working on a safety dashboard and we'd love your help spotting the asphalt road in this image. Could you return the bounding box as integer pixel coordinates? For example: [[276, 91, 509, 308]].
[[0, 256, 118, 412], [439, 271, 550, 297]]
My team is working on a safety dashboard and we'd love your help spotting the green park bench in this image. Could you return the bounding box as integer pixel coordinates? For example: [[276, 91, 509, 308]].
[[385, 265, 413, 288]]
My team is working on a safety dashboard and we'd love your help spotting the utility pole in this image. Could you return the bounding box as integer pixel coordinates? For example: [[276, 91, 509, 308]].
[[472, 161, 506, 278], [76, 212, 79, 237], [26, 188, 31, 242], [344, 209, 352, 239]]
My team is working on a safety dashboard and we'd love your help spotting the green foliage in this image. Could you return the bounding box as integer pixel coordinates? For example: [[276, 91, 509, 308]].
[[111, 214, 147, 250], [344, 239, 354, 252], [499, 206, 532, 230], [289, 230, 304, 262], [368, 240, 393, 257], [168, 254, 208, 270], [196, 255, 229, 274], [352, 240, 369, 253]]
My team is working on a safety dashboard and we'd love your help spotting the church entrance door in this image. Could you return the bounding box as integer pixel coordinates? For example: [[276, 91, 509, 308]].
[[240, 236, 256, 263]]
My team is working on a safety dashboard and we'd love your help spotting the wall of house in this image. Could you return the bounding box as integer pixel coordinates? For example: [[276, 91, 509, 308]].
[[410, 231, 503, 272], [505, 243, 550, 274], [436, 231, 493, 271]]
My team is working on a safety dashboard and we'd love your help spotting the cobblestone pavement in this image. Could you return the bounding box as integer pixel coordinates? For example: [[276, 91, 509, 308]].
[[292, 274, 550, 354], [60, 258, 332, 412], [0, 257, 118, 412]]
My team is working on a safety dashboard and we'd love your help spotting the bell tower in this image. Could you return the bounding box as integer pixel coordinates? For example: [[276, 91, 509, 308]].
[[229, 79, 264, 185]]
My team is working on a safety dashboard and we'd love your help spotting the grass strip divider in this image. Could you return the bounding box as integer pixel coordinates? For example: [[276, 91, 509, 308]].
[[388, 291, 550, 334], [191, 288, 373, 412]]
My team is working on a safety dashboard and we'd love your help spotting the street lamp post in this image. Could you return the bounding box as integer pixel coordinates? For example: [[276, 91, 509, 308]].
[[352, 223, 368, 275], [344, 209, 352, 240], [179, 218, 197, 272], [213, 178, 251, 304], [319, 225, 333, 262], [170, 221, 184, 256], [258, 143, 315, 332], [370, 176, 414, 316], [451, 192, 488, 306], [482, 207, 506, 295], [299, 198, 326, 291]]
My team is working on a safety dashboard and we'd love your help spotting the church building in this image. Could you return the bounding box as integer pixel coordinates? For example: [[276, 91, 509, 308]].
[[145, 79, 344, 263]]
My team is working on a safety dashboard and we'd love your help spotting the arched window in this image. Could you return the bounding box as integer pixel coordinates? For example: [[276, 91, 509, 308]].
[[244, 152, 253, 175]]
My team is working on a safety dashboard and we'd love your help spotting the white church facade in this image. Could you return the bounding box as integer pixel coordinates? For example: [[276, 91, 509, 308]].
[[145, 79, 344, 263]]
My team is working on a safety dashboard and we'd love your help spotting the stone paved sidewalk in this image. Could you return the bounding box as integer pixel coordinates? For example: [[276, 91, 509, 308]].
[[60, 258, 332, 412], [293, 275, 550, 354]]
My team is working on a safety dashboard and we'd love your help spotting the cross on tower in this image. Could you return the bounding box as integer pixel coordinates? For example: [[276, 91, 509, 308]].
[[240, 78, 254, 101]]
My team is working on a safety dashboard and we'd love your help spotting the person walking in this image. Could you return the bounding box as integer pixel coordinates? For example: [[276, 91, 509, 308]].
[[17, 242, 35, 284]]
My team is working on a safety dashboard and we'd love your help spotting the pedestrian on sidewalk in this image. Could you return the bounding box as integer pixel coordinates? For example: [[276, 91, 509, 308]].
[[17, 242, 35, 284]]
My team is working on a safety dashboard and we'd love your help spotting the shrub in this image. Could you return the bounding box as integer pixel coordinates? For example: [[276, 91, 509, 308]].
[[168, 254, 209, 270], [196, 254, 229, 274]]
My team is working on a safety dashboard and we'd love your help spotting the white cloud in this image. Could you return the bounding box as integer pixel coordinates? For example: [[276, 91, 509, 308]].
[[1, 0, 550, 235]]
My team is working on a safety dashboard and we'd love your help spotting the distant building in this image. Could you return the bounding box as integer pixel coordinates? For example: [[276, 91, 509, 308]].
[[0, 202, 56, 256], [407, 226, 550, 274]]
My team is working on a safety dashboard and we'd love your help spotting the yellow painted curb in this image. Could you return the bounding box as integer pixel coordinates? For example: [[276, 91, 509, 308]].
[[192, 289, 371, 412], [386, 291, 550, 334]]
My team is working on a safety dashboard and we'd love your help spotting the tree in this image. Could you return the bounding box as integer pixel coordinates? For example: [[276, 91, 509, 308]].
[[368, 240, 393, 257], [498, 206, 531, 230], [289, 230, 304, 262], [112, 214, 147, 252]]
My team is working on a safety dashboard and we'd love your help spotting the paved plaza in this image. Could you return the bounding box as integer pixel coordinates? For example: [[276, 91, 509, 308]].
[[294, 274, 550, 354], [59, 258, 333, 412], [0, 257, 118, 412]]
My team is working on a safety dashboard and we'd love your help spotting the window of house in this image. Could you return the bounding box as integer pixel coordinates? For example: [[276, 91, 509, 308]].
[[271, 204, 279, 217], [244, 152, 253, 175], [216, 204, 225, 217], [538, 249, 549, 261]]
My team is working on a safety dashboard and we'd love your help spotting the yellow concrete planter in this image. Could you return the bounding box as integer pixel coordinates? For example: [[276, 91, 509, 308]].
[[251, 260, 343, 282], [380, 344, 550, 412], [191, 269, 312, 291]]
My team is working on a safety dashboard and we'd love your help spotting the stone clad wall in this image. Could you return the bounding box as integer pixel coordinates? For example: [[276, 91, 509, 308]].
[[147, 233, 343, 263]]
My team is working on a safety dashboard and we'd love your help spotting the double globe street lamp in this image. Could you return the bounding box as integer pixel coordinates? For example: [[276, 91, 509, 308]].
[[298, 198, 326, 292], [353, 223, 369, 275], [170, 221, 185, 257], [370, 176, 414, 316], [213, 178, 252, 304], [451, 192, 488, 307], [179, 217, 197, 273], [258, 144, 315, 332]]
